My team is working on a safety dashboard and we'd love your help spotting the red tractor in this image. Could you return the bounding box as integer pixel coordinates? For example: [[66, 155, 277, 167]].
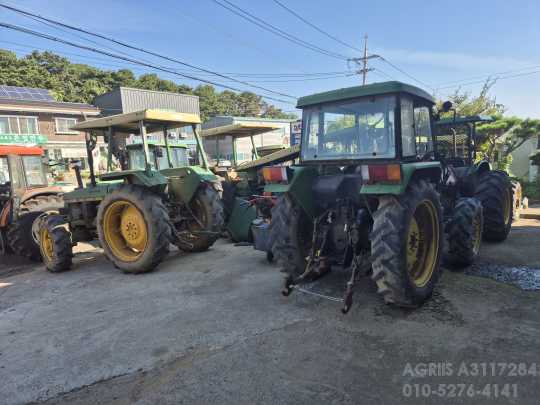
[[0, 145, 63, 260]]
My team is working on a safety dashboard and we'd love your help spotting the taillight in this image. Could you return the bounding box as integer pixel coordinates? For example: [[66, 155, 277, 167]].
[[262, 166, 288, 183], [361, 164, 401, 184]]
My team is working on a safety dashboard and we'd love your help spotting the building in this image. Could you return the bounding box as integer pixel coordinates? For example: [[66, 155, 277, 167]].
[[202, 116, 295, 163], [509, 135, 539, 181], [0, 85, 100, 169], [93, 87, 201, 161]]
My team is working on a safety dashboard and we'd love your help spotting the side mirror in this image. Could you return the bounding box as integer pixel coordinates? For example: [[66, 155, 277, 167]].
[[441, 101, 453, 112]]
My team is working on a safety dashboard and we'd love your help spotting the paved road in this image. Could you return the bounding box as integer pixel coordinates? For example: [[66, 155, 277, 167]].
[[1, 219, 540, 405]]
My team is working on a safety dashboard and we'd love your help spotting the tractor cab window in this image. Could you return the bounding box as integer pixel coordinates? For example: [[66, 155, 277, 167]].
[[171, 147, 189, 167], [22, 156, 47, 187], [0, 157, 10, 185], [401, 97, 434, 158], [302, 95, 396, 161], [128, 147, 148, 170]]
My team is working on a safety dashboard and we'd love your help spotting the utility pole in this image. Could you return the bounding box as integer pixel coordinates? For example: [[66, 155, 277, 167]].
[[348, 35, 380, 85]]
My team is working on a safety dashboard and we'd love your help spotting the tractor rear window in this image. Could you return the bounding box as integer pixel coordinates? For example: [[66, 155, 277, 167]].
[[22, 156, 47, 187], [301, 95, 396, 161]]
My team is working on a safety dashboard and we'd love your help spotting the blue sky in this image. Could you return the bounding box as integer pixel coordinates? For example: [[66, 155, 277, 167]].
[[1, 0, 539, 117]]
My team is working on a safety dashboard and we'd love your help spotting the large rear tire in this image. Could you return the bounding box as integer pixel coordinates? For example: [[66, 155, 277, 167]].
[[97, 185, 171, 273], [474, 170, 513, 242], [7, 194, 63, 261], [269, 195, 313, 276], [39, 215, 73, 272], [371, 180, 443, 307], [179, 185, 224, 252], [444, 197, 483, 268]]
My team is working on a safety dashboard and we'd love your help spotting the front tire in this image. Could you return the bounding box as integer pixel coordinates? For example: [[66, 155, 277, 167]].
[[475, 170, 513, 242], [97, 185, 171, 273], [444, 198, 483, 268], [371, 180, 443, 307], [39, 215, 73, 272], [7, 194, 63, 261], [178, 185, 224, 252]]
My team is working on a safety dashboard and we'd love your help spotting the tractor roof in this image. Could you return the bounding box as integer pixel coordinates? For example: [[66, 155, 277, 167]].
[[71, 109, 201, 134], [296, 81, 434, 108], [201, 122, 281, 139], [434, 115, 494, 126], [0, 145, 43, 156]]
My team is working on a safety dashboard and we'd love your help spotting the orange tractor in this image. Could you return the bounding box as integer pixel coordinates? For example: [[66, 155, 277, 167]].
[[0, 145, 63, 260]]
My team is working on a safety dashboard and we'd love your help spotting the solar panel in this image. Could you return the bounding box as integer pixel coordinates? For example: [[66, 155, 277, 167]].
[[0, 85, 55, 101]]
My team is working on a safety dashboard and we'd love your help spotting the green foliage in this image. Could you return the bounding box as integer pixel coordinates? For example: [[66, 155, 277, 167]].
[[438, 79, 540, 168], [522, 179, 540, 200], [0, 49, 297, 121], [530, 151, 540, 166]]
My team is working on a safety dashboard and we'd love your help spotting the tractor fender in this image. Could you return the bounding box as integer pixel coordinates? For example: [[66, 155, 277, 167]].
[[276, 166, 319, 219], [166, 166, 220, 204], [474, 160, 491, 176], [99, 170, 168, 193], [0, 199, 12, 228], [20, 187, 64, 205]]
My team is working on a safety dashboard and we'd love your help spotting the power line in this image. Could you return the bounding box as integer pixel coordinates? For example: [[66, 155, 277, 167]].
[[271, 0, 362, 53], [433, 65, 540, 88], [1, 39, 353, 78], [0, 22, 296, 105], [378, 56, 434, 91], [436, 69, 540, 91], [210, 0, 349, 61], [0, 2, 297, 100]]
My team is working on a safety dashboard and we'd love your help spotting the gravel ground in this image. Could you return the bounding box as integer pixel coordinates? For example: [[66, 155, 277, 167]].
[[466, 263, 540, 290]]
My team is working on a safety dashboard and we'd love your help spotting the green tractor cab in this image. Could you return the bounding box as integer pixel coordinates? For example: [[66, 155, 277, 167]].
[[268, 81, 514, 312], [39, 109, 224, 274]]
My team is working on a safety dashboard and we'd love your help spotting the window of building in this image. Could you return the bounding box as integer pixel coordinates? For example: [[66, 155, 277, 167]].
[[55, 117, 78, 134], [0, 115, 38, 134]]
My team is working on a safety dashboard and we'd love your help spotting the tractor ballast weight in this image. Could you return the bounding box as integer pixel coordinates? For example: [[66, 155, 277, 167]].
[[268, 81, 513, 312], [39, 109, 224, 274]]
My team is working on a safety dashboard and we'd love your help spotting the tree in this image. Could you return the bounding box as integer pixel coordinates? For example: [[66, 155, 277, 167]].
[[438, 79, 539, 171]]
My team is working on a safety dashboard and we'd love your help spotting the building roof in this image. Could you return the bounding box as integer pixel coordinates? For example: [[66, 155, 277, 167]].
[[0, 85, 55, 102], [296, 81, 435, 108], [71, 109, 201, 133], [0, 98, 100, 115], [201, 122, 282, 139]]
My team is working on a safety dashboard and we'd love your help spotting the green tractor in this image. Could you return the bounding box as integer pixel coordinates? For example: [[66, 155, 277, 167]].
[[201, 122, 299, 243], [39, 109, 224, 273], [268, 81, 513, 312]]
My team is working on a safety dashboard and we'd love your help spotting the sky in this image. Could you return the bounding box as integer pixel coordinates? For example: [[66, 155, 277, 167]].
[[1, 0, 539, 117]]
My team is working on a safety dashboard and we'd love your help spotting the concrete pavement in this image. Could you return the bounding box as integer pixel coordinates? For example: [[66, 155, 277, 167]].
[[1, 219, 539, 404]]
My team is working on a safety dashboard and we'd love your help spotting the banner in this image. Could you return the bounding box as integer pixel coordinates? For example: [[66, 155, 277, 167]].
[[0, 134, 47, 145]]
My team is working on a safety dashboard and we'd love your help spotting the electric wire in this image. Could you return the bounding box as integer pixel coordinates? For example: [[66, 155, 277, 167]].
[[0, 21, 296, 105], [0, 2, 297, 100]]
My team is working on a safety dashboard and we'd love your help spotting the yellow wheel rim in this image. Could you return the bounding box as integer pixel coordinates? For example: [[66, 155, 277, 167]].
[[102, 201, 148, 262], [406, 199, 440, 288], [40, 228, 54, 262], [503, 187, 512, 225]]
